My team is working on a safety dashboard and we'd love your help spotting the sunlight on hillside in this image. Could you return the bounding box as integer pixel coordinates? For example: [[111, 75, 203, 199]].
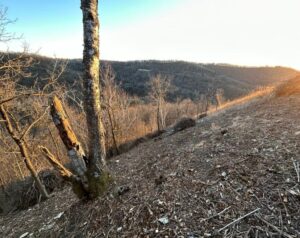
[[275, 76, 300, 97], [209, 86, 275, 113]]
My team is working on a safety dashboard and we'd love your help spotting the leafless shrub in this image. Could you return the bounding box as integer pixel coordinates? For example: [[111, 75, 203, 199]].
[[149, 74, 171, 131]]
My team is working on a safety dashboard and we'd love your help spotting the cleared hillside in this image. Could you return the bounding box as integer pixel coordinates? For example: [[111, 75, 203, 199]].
[[2, 84, 300, 237]]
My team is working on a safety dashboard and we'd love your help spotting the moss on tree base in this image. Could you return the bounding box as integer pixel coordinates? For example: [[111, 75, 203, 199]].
[[87, 170, 112, 199], [71, 170, 112, 199]]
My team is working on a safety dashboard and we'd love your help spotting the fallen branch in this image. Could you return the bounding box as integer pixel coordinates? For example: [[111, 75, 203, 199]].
[[218, 208, 261, 233], [255, 215, 294, 238], [291, 159, 300, 183], [201, 206, 231, 223]]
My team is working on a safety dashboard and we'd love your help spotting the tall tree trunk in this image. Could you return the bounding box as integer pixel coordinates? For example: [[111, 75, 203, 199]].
[[81, 0, 109, 198]]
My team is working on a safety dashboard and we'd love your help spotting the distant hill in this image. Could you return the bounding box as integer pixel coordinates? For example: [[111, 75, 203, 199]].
[[108, 61, 298, 100], [15, 54, 299, 101]]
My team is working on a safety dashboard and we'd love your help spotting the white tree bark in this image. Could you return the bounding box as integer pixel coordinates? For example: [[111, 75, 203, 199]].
[[81, 0, 109, 197]]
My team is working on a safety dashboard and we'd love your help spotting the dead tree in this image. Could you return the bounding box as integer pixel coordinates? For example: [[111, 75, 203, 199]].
[[149, 74, 170, 132], [44, 0, 110, 199]]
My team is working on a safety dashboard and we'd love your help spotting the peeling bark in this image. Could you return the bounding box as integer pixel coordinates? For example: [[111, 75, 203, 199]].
[[50, 96, 88, 189]]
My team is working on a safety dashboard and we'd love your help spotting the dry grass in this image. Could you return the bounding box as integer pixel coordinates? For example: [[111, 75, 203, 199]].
[[275, 75, 300, 97]]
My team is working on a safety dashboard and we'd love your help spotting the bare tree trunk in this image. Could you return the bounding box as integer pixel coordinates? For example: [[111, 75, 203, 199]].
[[0, 105, 49, 199], [81, 0, 109, 198], [107, 107, 120, 155], [157, 98, 166, 131], [157, 101, 162, 131]]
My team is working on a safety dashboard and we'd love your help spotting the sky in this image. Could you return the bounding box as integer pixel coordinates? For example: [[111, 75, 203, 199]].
[[0, 0, 300, 70]]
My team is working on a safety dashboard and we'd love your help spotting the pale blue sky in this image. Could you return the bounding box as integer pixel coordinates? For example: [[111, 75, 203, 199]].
[[1, 0, 299, 70]]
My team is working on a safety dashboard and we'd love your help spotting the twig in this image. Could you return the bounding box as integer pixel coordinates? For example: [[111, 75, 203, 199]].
[[291, 159, 300, 183], [0, 93, 41, 105], [278, 189, 289, 218], [218, 208, 260, 233], [201, 206, 231, 222], [255, 215, 294, 238], [19, 106, 49, 140], [47, 125, 61, 159]]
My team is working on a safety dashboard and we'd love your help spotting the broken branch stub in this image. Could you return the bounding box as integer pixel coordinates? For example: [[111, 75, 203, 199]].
[[50, 96, 87, 178]]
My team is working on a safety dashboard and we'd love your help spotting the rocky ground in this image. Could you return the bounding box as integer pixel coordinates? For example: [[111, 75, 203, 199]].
[[1, 92, 300, 237]]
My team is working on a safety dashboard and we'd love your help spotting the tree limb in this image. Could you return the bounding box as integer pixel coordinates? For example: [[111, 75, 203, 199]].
[[39, 146, 75, 181], [19, 106, 49, 140]]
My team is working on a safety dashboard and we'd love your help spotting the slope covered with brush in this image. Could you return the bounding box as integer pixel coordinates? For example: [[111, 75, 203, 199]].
[[2, 82, 300, 237]]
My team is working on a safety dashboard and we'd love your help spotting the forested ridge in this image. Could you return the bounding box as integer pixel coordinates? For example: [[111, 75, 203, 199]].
[[11, 53, 298, 101]]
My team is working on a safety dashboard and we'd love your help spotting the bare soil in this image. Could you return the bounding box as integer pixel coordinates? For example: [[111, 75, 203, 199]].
[[1, 93, 300, 237]]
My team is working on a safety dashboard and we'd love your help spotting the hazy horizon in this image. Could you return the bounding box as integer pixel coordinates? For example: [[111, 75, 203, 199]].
[[1, 0, 299, 70]]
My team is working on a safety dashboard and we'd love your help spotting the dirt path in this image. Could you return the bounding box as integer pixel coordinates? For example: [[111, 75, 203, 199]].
[[1, 94, 300, 237]]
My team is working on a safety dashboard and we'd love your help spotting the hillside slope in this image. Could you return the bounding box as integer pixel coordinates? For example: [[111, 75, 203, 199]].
[[1, 90, 300, 237]]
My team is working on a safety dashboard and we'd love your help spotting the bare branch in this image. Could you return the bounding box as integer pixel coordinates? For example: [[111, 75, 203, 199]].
[[19, 106, 49, 141], [218, 208, 260, 233], [39, 146, 75, 181], [0, 93, 41, 105]]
